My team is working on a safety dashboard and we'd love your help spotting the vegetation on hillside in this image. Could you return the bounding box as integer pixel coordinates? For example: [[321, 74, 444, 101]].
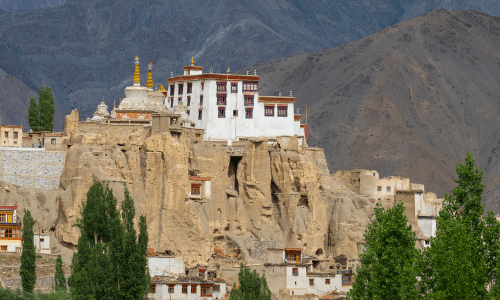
[[20, 209, 36, 293], [229, 263, 272, 300], [27, 87, 54, 132]]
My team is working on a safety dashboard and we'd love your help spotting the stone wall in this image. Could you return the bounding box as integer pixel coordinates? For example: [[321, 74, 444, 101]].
[[0, 148, 66, 189]]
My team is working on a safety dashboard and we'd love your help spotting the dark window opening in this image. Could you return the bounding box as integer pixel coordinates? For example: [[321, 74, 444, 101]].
[[200, 95, 203, 106], [231, 82, 237, 93], [278, 106, 287, 117], [265, 105, 274, 116], [245, 108, 253, 119], [218, 106, 225, 118], [178, 84, 183, 94], [169, 85, 174, 95], [198, 109, 203, 120], [187, 96, 191, 106], [217, 82, 226, 92], [244, 95, 254, 106], [316, 248, 323, 256], [217, 94, 226, 105], [233, 110, 238, 117], [187, 82, 192, 93]]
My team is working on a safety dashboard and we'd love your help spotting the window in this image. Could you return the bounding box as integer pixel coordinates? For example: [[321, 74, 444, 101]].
[[168, 285, 174, 293], [243, 82, 258, 92], [245, 108, 253, 119], [265, 105, 274, 116], [373, 173, 376, 177], [198, 109, 203, 120], [325, 279, 330, 284], [201, 286, 212, 297], [200, 95, 203, 106], [386, 187, 391, 192], [342, 274, 352, 285], [187, 109, 190, 116], [233, 110, 238, 117], [178, 97, 182, 104], [218, 106, 225, 118], [5, 228, 12, 238], [201, 82, 204, 90], [0, 246, 6, 251], [285, 253, 299, 262], [217, 82, 226, 92], [182, 285, 188, 294], [40, 238, 45, 243], [187, 96, 191, 106], [170, 84, 174, 95], [309, 279, 314, 286], [377, 186, 381, 192], [4, 132, 7, 138], [0, 227, 3, 238], [278, 106, 287, 117], [191, 183, 201, 196], [244, 95, 254, 106], [170, 98, 174, 108], [292, 268, 298, 276], [13, 132, 18, 139], [15, 229, 19, 238], [0, 215, 5, 222], [187, 82, 192, 94], [217, 94, 226, 105], [191, 285, 197, 294], [151, 284, 156, 293], [231, 82, 238, 93], [178, 84, 183, 94], [51, 139, 56, 145], [213, 285, 220, 292]]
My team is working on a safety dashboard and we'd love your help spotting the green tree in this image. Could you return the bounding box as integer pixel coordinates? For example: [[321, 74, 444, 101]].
[[39, 87, 54, 132], [27, 97, 40, 132], [20, 209, 36, 293], [229, 263, 272, 300], [69, 182, 150, 300], [349, 203, 421, 300], [54, 255, 66, 292], [419, 153, 500, 299]]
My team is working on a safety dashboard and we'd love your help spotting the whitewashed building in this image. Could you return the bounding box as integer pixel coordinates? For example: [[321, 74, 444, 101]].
[[165, 60, 307, 143], [148, 255, 185, 277], [149, 277, 226, 300], [34, 234, 51, 254]]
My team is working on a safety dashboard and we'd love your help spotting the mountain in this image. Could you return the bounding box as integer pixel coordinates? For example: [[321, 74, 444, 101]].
[[0, 0, 66, 12], [240, 9, 500, 213], [1, 1, 500, 129]]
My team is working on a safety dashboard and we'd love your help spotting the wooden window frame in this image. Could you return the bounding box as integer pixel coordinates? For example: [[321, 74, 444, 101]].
[[182, 285, 188, 294], [218, 106, 225, 118], [245, 108, 253, 119], [309, 279, 314, 286], [198, 109, 203, 120], [150, 284, 156, 293], [187, 82, 192, 94], [217, 94, 226, 105], [278, 106, 288, 117], [169, 85, 174, 95], [325, 278, 330, 284], [178, 84, 183, 94], [244, 95, 254, 106], [217, 82, 227, 92], [201, 285, 212, 297], [168, 285, 175, 293], [265, 105, 274, 117], [231, 82, 238, 93], [200, 95, 203, 106], [292, 268, 298, 276], [191, 285, 197, 294], [191, 183, 201, 196], [342, 274, 352, 285], [243, 82, 258, 92], [187, 96, 191, 106]]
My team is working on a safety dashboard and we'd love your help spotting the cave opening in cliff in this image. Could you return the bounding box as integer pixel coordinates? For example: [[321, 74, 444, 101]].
[[298, 195, 309, 207], [229, 156, 242, 192]]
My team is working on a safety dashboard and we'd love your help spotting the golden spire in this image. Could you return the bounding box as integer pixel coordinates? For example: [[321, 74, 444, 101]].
[[158, 84, 166, 92], [191, 57, 194, 66], [133, 56, 140, 86], [146, 62, 153, 90]]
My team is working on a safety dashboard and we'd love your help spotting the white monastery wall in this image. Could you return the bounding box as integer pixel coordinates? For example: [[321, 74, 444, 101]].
[[148, 256, 185, 277], [418, 217, 437, 239], [0, 240, 22, 252]]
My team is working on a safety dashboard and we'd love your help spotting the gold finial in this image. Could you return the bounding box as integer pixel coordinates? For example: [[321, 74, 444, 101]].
[[191, 57, 194, 66], [146, 62, 153, 89], [133, 56, 140, 86], [158, 84, 166, 92]]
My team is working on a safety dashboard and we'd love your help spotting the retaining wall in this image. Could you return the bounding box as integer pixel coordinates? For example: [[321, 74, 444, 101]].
[[0, 148, 66, 189]]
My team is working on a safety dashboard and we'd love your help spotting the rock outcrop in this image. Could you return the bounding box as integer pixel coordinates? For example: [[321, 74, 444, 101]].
[[0, 132, 387, 266]]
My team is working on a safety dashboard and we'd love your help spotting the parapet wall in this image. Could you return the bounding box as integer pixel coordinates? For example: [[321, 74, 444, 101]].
[[0, 148, 66, 189]]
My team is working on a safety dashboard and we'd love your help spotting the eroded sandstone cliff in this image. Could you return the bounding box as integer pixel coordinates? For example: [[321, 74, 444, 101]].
[[1, 131, 389, 266]]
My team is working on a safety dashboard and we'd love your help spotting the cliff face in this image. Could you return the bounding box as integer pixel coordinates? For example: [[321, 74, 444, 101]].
[[0, 131, 381, 265]]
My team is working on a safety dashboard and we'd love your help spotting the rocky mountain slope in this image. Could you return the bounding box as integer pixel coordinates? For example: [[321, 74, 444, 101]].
[[242, 9, 500, 213], [1, 1, 500, 129]]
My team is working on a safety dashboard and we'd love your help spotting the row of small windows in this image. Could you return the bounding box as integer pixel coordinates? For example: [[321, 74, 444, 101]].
[[217, 106, 287, 119], [151, 284, 217, 295], [377, 186, 391, 192], [170, 81, 258, 95]]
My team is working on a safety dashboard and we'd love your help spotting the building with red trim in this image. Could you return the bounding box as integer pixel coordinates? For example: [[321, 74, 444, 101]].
[[0, 206, 22, 252]]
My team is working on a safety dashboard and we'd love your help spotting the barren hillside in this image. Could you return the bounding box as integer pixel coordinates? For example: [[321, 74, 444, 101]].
[[242, 9, 500, 213]]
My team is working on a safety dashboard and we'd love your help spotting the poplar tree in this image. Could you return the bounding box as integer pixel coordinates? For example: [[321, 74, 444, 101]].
[[69, 182, 150, 300], [27, 97, 40, 132], [54, 254, 66, 292], [229, 264, 272, 300], [20, 209, 36, 293], [419, 153, 500, 299], [349, 203, 421, 300], [38, 87, 54, 132]]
